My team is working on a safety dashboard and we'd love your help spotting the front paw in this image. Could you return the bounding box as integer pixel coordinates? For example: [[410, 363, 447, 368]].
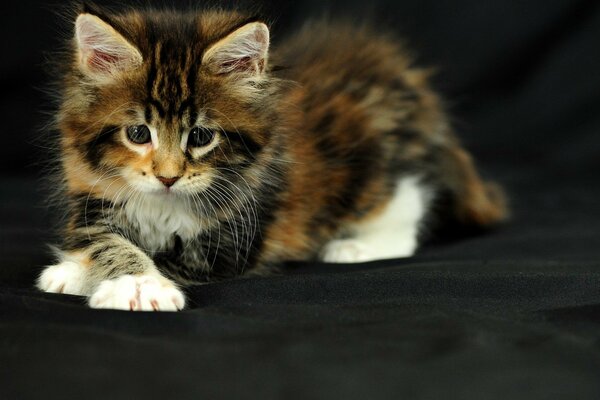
[[89, 274, 185, 311], [37, 261, 86, 295]]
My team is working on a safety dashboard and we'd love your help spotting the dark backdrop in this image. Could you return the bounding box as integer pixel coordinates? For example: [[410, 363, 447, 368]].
[[1, 1, 600, 399]]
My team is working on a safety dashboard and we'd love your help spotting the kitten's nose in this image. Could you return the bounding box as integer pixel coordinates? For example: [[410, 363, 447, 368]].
[[157, 176, 180, 188]]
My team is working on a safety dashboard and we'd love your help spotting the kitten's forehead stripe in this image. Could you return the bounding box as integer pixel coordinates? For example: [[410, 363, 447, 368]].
[[145, 35, 158, 122], [183, 48, 198, 127], [147, 55, 194, 123], [144, 105, 152, 123], [138, 15, 205, 125], [148, 99, 165, 119], [178, 98, 198, 126]]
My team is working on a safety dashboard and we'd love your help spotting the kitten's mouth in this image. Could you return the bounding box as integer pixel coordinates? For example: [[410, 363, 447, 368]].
[[143, 186, 175, 196]]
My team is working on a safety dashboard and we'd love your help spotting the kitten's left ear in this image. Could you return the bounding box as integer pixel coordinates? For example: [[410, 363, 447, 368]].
[[75, 13, 143, 78], [202, 22, 270, 76]]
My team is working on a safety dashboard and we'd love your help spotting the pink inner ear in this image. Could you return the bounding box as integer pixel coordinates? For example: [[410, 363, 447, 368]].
[[87, 50, 122, 73], [219, 56, 253, 74], [76, 17, 141, 75]]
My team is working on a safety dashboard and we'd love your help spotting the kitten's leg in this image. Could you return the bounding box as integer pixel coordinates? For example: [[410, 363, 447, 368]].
[[38, 230, 185, 311], [321, 176, 429, 263]]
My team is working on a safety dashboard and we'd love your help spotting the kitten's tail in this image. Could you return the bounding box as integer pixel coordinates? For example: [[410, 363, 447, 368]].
[[439, 146, 509, 228]]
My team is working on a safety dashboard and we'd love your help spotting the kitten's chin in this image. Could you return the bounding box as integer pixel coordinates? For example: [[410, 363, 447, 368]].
[[127, 182, 175, 197], [145, 186, 178, 196]]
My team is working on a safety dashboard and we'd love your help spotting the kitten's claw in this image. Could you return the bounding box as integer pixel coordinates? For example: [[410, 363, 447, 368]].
[[321, 239, 375, 263], [37, 261, 86, 295], [89, 274, 185, 311]]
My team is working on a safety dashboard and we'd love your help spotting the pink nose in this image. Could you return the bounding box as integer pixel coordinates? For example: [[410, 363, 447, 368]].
[[157, 176, 180, 187]]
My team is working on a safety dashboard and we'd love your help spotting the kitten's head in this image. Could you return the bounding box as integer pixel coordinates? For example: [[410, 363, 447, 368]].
[[58, 5, 279, 201]]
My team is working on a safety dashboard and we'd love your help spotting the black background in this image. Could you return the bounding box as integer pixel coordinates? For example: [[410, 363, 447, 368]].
[[1, 1, 600, 399]]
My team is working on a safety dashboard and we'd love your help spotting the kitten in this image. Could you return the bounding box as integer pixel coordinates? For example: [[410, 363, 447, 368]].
[[37, 4, 507, 311]]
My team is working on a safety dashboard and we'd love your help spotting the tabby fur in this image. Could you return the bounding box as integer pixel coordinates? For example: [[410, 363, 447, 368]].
[[37, 4, 507, 310]]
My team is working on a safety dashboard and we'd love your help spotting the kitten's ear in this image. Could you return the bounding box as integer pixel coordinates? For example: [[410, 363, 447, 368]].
[[202, 22, 269, 76], [75, 13, 142, 78]]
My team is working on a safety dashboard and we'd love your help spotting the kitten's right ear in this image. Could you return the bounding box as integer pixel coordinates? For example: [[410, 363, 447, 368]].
[[75, 13, 142, 79], [202, 22, 270, 77]]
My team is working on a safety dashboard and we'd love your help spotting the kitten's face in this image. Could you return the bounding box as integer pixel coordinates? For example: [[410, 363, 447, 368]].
[[59, 10, 272, 201]]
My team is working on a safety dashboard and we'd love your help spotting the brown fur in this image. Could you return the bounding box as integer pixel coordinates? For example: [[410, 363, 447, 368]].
[[44, 5, 507, 296]]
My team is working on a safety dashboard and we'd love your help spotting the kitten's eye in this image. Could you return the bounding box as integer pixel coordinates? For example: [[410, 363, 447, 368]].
[[188, 127, 215, 147], [126, 125, 151, 144]]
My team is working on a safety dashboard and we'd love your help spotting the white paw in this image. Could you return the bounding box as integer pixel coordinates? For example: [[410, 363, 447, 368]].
[[89, 274, 185, 312], [320, 239, 375, 263], [37, 261, 86, 295]]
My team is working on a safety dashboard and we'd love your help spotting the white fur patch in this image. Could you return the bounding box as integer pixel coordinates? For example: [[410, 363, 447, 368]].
[[321, 239, 375, 263], [149, 125, 160, 149], [89, 274, 185, 311], [321, 176, 431, 263], [189, 133, 221, 159], [37, 260, 87, 295], [180, 129, 190, 151], [122, 194, 203, 252]]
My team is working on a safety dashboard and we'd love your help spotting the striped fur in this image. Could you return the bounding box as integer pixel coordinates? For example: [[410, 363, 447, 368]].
[[38, 5, 507, 310]]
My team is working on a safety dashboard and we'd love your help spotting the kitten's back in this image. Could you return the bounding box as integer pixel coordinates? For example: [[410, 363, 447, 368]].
[[268, 21, 507, 248]]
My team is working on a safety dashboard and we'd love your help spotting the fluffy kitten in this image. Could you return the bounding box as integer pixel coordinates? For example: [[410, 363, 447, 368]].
[[37, 4, 507, 311]]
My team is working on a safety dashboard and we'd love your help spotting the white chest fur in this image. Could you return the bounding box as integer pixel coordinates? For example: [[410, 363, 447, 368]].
[[122, 194, 202, 252]]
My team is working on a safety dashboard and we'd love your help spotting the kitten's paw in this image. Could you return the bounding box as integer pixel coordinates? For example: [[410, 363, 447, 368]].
[[321, 239, 375, 263], [37, 261, 86, 295], [89, 275, 185, 312]]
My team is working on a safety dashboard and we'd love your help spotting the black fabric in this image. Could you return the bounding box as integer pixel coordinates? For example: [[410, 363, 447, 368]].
[[2, 1, 600, 399]]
